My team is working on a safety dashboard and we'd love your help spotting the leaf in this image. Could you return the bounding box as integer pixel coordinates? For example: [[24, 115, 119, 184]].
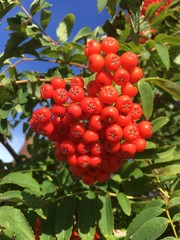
[[0, 190, 23, 202], [0, 101, 15, 119], [40, 9, 52, 29], [0, 172, 41, 193], [106, 0, 117, 17], [0, 0, 21, 19], [97, 0, 108, 13], [172, 213, 180, 222], [151, 117, 169, 133], [145, 2, 162, 18], [125, 207, 165, 240], [69, 54, 87, 64], [78, 192, 96, 240], [161, 237, 176, 240], [0, 190, 47, 219], [156, 164, 180, 176], [167, 197, 180, 208], [73, 27, 92, 42], [0, 206, 34, 240], [117, 192, 131, 216], [56, 14, 75, 42], [155, 34, 180, 46], [138, 80, 154, 119], [130, 217, 169, 240], [98, 194, 114, 238], [20, 71, 38, 82], [30, 0, 52, 16], [22, 192, 47, 219], [145, 77, 180, 101], [154, 42, 170, 70], [55, 196, 76, 240]]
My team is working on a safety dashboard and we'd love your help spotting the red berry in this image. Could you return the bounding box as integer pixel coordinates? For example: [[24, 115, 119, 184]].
[[40, 83, 54, 99], [84, 39, 101, 57], [99, 85, 118, 105], [88, 54, 104, 72], [51, 77, 66, 89], [104, 53, 121, 71], [101, 37, 119, 54], [121, 52, 138, 71]]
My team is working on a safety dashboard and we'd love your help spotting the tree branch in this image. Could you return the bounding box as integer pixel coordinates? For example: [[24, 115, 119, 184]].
[[1, 57, 88, 76], [0, 133, 21, 164]]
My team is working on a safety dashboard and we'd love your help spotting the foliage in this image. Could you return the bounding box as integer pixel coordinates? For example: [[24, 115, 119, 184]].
[[0, 0, 180, 239]]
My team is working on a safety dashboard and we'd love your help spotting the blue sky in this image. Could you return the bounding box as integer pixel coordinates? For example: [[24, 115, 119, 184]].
[[0, 0, 110, 162]]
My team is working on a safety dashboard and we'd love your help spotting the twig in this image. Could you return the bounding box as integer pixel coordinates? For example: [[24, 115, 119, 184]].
[[19, 5, 58, 46], [137, 42, 170, 57], [1, 57, 87, 76], [0, 133, 21, 164], [165, 208, 179, 239]]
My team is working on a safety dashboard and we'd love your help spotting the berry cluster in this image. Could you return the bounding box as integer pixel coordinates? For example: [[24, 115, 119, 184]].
[[141, 0, 172, 16], [30, 37, 152, 185]]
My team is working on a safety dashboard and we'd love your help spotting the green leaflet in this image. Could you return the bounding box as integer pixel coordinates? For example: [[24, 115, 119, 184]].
[[125, 207, 165, 240], [78, 192, 96, 240], [130, 217, 169, 240], [138, 79, 154, 119], [154, 42, 170, 70], [117, 192, 131, 216], [0, 206, 34, 240], [98, 194, 114, 238], [0, 172, 41, 193], [97, 0, 108, 13], [145, 77, 180, 101], [56, 14, 75, 42]]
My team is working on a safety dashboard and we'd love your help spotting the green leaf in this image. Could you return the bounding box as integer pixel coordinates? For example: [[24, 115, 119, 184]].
[[161, 237, 176, 240], [117, 192, 131, 216], [22, 192, 47, 219], [69, 54, 87, 64], [0, 190, 23, 202], [56, 14, 75, 42], [172, 213, 180, 222], [151, 117, 169, 133], [154, 42, 170, 70], [0, 0, 21, 19], [106, 0, 116, 17], [167, 197, 180, 208], [145, 2, 162, 18], [40, 9, 52, 29], [156, 164, 180, 176], [97, 0, 108, 13], [0, 101, 15, 119], [125, 207, 165, 240], [0, 190, 47, 219], [98, 194, 114, 238], [130, 217, 169, 240], [0, 172, 41, 193], [0, 206, 34, 240], [30, 0, 52, 16], [78, 192, 96, 240], [155, 34, 180, 46], [151, 12, 173, 27], [73, 27, 92, 42], [55, 197, 76, 240], [138, 80, 154, 119], [20, 71, 38, 82], [145, 77, 180, 101]]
